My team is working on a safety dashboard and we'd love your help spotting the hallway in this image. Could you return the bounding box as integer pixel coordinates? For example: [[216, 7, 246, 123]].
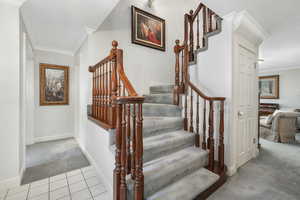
[[209, 138, 300, 200], [22, 138, 89, 184]]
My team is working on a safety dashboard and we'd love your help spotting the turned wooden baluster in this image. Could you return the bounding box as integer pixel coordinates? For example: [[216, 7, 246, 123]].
[[126, 104, 131, 174], [174, 40, 181, 105], [196, 14, 200, 49], [131, 104, 136, 180], [91, 67, 95, 117], [97, 67, 100, 120], [104, 63, 108, 122], [189, 89, 194, 132], [181, 50, 184, 89], [219, 101, 225, 172], [184, 90, 188, 131], [110, 41, 118, 127], [208, 100, 215, 171], [120, 104, 127, 200], [134, 104, 144, 200], [113, 103, 122, 200], [189, 10, 194, 61], [195, 95, 200, 147], [202, 99, 207, 150], [208, 9, 213, 32], [202, 7, 207, 47]]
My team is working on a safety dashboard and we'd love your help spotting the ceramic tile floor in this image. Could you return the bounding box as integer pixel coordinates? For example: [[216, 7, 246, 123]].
[[0, 166, 108, 200]]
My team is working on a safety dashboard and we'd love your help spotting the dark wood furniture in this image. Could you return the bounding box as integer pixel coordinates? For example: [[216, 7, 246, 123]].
[[259, 103, 280, 116]]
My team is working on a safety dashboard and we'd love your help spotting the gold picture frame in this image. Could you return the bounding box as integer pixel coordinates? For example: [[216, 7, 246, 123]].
[[40, 63, 69, 106], [259, 75, 280, 99], [131, 6, 166, 51]]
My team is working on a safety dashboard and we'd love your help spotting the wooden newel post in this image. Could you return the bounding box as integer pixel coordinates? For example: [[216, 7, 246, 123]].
[[110, 41, 118, 128], [134, 104, 144, 200], [208, 100, 215, 171], [173, 40, 181, 105], [218, 101, 225, 172]]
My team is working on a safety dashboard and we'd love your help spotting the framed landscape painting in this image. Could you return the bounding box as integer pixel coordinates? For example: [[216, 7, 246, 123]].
[[259, 75, 280, 99], [40, 63, 69, 106], [132, 6, 166, 51]]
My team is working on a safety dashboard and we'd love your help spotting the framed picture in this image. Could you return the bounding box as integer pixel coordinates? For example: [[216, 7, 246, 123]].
[[131, 6, 166, 51], [40, 63, 69, 106], [259, 75, 280, 99]]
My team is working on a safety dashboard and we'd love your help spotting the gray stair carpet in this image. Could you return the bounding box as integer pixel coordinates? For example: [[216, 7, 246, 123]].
[[126, 85, 219, 199]]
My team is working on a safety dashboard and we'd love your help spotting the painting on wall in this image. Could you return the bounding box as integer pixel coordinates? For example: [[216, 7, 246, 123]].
[[40, 64, 69, 106], [131, 6, 166, 51], [259, 75, 280, 99]]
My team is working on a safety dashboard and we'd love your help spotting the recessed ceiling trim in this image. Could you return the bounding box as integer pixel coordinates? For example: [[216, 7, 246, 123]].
[[259, 65, 300, 73], [0, 0, 27, 6], [34, 46, 74, 56]]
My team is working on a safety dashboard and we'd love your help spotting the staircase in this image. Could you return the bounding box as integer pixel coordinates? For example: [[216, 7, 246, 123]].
[[88, 2, 226, 200], [125, 85, 222, 200]]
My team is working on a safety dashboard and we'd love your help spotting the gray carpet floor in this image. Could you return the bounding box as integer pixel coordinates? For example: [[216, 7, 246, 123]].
[[22, 138, 90, 184], [209, 137, 300, 200]]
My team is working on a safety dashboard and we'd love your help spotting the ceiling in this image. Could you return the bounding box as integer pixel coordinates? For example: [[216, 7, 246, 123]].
[[201, 0, 300, 71], [21, 0, 300, 70], [21, 0, 119, 55]]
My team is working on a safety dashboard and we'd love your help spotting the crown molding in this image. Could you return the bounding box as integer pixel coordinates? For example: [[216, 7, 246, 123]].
[[34, 46, 74, 56], [0, 0, 27, 7], [234, 10, 270, 45], [259, 65, 300, 73]]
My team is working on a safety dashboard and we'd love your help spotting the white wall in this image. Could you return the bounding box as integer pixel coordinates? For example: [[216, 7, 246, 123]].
[[0, 2, 22, 187], [33, 50, 75, 142], [259, 68, 300, 110]]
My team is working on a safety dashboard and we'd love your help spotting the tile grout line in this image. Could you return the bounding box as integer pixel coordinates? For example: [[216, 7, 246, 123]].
[[65, 173, 73, 200], [80, 169, 94, 200], [48, 178, 50, 200]]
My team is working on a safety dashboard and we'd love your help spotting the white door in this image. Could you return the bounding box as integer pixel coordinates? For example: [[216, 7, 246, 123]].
[[236, 44, 258, 168]]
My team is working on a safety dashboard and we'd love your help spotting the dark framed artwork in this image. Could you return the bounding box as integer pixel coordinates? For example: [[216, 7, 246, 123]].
[[131, 6, 166, 51], [40, 63, 69, 106], [259, 75, 280, 99]]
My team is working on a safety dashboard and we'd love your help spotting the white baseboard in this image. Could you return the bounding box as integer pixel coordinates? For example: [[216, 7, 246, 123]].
[[0, 176, 21, 191], [227, 165, 237, 176], [76, 139, 113, 199], [34, 133, 74, 143]]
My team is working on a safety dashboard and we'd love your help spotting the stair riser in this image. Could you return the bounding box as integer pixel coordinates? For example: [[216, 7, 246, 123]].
[[144, 120, 183, 138], [128, 150, 208, 199], [144, 136, 195, 163], [143, 105, 181, 117], [150, 85, 173, 94], [144, 95, 173, 104]]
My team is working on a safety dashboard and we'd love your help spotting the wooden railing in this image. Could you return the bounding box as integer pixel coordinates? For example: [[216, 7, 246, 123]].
[[174, 3, 226, 174], [89, 41, 144, 200]]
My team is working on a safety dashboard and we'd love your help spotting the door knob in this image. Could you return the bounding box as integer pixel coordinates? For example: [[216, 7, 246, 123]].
[[238, 111, 244, 117]]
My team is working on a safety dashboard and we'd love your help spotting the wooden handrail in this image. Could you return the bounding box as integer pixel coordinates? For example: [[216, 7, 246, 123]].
[[188, 81, 225, 101], [173, 2, 226, 175]]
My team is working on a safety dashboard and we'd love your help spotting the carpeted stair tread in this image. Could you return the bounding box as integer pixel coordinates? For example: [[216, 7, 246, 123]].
[[143, 130, 195, 162], [127, 147, 208, 198], [147, 168, 219, 200], [150, 85, 174, 94], [143, 117, 183, 137], [144, 93, 173, 104], [143, 103, 181, 117]]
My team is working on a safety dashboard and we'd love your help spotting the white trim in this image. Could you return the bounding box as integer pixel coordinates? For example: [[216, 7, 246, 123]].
[[34, 46, 74, 56], [34, 134, 74, 143], [76, 139, 113, 200], [0, 0, 27, 7], [234, 11, 269, 45], [259, 65, 300, 73], [0, 176, 21, 191], [227, 164, 237, 177]]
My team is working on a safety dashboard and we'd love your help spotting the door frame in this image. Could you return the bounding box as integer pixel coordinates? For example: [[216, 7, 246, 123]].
[[232, 34, 259, 169]]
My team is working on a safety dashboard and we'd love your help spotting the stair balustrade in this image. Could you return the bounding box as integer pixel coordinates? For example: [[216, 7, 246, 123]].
[[174, 3, 226, 174], [89, 41, 144, 200]]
